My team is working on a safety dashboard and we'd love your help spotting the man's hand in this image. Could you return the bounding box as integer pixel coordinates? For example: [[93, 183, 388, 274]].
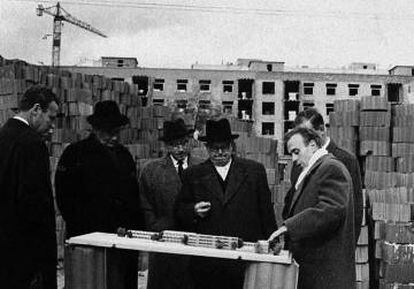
[[268, 225, 288, 241], [194, 201, 211, 218]]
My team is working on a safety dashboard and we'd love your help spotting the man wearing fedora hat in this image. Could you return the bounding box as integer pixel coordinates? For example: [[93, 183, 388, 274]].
[[175, 118, 277, 289], [139, 118, 203, 289], [55, 100, 144, 288]]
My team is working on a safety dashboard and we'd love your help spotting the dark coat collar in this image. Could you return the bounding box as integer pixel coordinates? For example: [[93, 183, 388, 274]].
[[326, 139, 338, 153], [6, 118, 33, 132]]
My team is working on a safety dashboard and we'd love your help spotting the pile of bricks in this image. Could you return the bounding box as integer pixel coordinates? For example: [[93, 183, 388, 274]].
[[328, 99, 360, 155], [375, 222, 414, 289], [328, 95, 414, 289], [359, 96, 391, 158], [366, 103, 414, 289], [355, 189, 370, 289]]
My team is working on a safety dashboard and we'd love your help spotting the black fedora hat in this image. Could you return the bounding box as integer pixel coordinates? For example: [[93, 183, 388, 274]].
[[160, 118, 194, 142], [87, 100, 129, 129], [198, 118, 239, 143]]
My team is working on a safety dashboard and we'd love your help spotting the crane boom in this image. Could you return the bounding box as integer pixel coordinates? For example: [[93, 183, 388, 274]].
[[36, 2, 107, 67]]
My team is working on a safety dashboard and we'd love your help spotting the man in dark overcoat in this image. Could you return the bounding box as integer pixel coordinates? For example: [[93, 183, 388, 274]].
[[283, 108, 363, 243], [269, 127, 356, 289], [175, 118, 277, 289], [55, 100, 144, 288], [139, 118, 203, 289], [0, 85, 59, 289]]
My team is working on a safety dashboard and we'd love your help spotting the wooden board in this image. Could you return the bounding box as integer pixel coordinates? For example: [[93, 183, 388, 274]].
[[68, 232, 293, 265]]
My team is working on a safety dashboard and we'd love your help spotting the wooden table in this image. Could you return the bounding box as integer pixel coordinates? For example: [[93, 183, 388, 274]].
[[65, 232, 298, 289]]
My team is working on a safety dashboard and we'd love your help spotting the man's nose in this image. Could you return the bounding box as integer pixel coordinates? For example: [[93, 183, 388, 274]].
[[292, 154, 298, 162]]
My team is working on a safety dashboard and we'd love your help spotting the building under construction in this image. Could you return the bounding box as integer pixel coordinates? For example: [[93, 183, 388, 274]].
[[64, 57, 414, 155]]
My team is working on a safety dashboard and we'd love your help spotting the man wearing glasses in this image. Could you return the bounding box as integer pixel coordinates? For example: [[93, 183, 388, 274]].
[[175, 118, 277, 289], [139, 118, 203, 289]]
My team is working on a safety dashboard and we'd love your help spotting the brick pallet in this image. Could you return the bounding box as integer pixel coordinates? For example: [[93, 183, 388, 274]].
[[328, 99, 360, 155], [340, 97, 414, 289]]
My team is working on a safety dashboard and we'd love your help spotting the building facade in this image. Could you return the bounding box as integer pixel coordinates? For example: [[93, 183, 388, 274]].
[[64, 58, 413, 155]]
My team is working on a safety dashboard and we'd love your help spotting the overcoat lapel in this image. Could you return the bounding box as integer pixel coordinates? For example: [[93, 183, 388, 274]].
[[288, 155, 328, 215], [326, 139, 338, 154], [224, 158, 247, 205], [201, 161, 225, 203], [163, 155, 180, 183]]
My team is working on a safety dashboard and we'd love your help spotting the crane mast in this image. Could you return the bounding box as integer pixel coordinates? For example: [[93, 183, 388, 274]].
[[36, 2, 107, 67]]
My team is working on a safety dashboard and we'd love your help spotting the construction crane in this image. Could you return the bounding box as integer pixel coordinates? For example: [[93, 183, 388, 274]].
[[36, 2, 107, 67]]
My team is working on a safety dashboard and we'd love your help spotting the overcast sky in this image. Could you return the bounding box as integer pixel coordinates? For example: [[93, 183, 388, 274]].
[[2, 0, 414, 69]]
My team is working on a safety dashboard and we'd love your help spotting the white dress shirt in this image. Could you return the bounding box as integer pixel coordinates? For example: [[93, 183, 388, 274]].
[[13, 116, 29, 126], [170, 155, 188, 172], [295, 148, 328, 190], [214, 159, 232, 180]]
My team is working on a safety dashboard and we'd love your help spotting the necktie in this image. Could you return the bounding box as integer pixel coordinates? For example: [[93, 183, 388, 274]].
[[177, 159, 184, 181]]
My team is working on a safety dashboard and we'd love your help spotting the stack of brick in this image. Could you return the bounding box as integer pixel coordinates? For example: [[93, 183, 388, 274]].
[[355, 189, 370, 289], [374, 222, 414, 289], [374, 104, 414, 289], [359, 96, 391, 157], [358, 96, 392, 289], [362, 102, 414, 289], [328, 99, 360, 155]]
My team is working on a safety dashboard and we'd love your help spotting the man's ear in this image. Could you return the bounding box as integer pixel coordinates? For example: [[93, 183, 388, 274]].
[[309, 139, 317, 149], [29, 103, 42, 117]]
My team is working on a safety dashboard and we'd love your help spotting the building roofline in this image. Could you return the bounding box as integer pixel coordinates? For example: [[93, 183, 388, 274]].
[[61, 65, 414, 81], [389, 65, 414, 70]]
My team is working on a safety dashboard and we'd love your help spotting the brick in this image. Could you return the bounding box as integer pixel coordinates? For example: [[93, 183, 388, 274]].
[[333, 99, 360, 112], [393, 104, 414, 116], [355, 263, 370, 281], [393, 116, 414, 126], [396, 156, 414, 173], [329, 126, 358, 140], [360, 141, 390, 156], [384, 222, 414, 244], [360, 111, 391, 127], [361, 96, 390, 111], [356, 245, 369, 263], [365, 156, 394, 172], [329, 111, 360, 126], [358, 226, 369, 245], [381, 263, 414, 283], [393, 127, 414, 143], [393, 143, 414, 157], [382, 242, 414, 264], [360, 127, 390, 142]]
